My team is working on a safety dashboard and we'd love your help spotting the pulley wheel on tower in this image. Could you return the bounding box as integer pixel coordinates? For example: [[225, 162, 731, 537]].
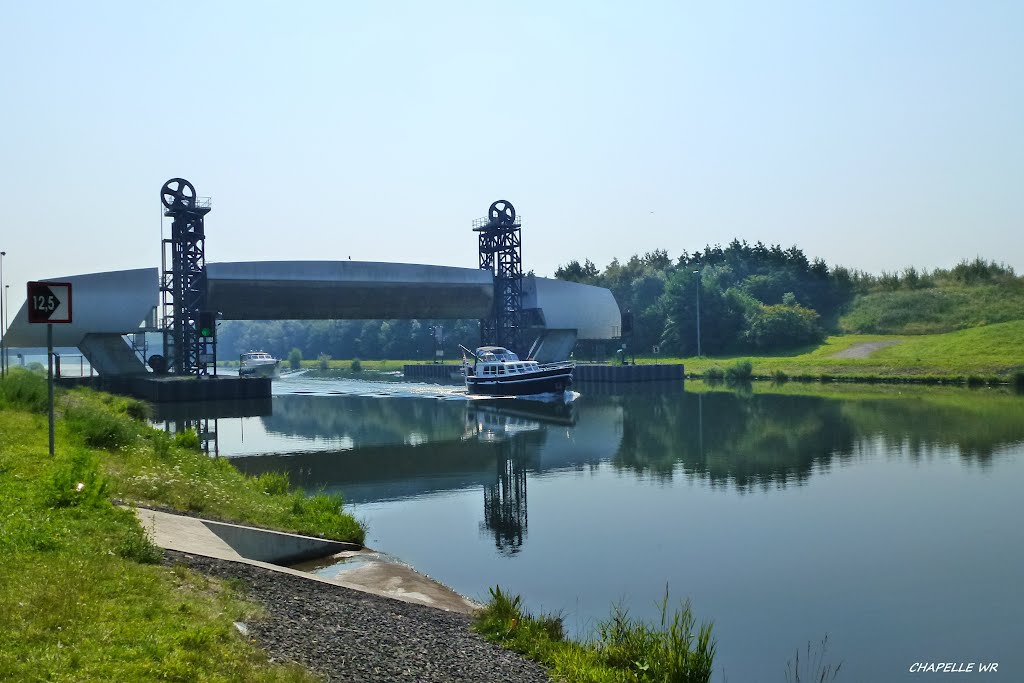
[[489, 200, 516, 226], [161, 178, 197, 210]]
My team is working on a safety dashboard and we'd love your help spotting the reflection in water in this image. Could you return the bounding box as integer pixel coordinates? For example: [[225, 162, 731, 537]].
[[613, 391, 860, 489], [226, 387, 1024, 552], [216, 382, 1024, 682], [483, 455, 529, 554], [152, 398, 274, 458], [469, 401, 573, 553]]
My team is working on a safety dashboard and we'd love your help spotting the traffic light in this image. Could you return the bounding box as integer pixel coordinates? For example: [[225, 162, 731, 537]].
[[198, 311, 216, 338]]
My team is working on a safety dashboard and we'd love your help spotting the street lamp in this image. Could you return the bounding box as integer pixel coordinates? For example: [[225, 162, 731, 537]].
[[1, 250, 6, 378], [3, 283, 7, 375], [693, 269, 702, 358]]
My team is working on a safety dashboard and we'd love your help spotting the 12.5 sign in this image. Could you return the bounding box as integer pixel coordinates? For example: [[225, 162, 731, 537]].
[[27, 281, 73, 324]]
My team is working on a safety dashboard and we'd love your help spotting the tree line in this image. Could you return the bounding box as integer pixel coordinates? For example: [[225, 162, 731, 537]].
[[556, 240, 850, 355], [555, 244, 1017, 356], [217, 243, 1017, 360]]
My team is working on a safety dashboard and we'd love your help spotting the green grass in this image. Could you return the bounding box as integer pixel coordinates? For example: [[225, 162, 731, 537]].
[[839, 282, 1024, 334], [632, 320, 1024, 382], [475, 586, 716, 683], [0, 369, 327, 681]]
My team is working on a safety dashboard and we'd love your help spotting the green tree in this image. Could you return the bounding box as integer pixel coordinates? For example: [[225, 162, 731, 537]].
[[743, 304, 824, 351]]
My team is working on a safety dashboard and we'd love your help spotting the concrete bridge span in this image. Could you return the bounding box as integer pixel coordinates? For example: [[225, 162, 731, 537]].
[[206, 261, 495, 320], [3, 261, 620, 372]]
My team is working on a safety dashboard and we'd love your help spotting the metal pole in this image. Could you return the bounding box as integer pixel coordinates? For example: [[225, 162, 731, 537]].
[[1, 250, 6, 378], [693, 270, 702, 358], [47, 323, 54, 456], [3, 284, 8, 375]]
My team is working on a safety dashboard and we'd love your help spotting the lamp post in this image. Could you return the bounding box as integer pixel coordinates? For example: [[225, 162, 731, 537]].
[[3, 283, 7, 375], [693, 269, 702, 358], [1, 250, 6, 378]]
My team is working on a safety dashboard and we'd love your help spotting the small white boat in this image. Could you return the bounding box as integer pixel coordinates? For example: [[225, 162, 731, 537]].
[[461, 345, 574, 397], [239, 351, 280, 378]]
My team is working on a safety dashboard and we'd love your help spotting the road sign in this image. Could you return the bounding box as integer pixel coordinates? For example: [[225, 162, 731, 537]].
[[27, 281, 73, 324]]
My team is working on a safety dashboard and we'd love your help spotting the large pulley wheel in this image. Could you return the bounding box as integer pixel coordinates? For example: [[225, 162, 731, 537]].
[[161, 178, 196, 210], [489, 200, 516, 226]]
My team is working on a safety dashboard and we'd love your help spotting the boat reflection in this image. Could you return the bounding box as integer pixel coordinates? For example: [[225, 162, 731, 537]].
[[466, 397, 577, 441]]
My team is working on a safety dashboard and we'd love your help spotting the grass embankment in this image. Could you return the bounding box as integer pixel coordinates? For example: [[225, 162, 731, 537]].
[[838, 281, 1024, 334], [475, 587, 716, 683], [634, 320, 1024, 384], [0, 369, 363, 680]]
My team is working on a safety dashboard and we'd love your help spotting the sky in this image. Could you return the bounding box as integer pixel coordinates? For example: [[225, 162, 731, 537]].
[[1, 1, 1022, 312]]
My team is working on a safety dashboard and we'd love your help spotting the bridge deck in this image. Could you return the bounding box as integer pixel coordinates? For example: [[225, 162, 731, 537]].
[[206, 261, 493, 320]]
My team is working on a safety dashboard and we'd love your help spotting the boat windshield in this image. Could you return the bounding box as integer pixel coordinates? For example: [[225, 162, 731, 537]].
[[476, 348, 520, 362]]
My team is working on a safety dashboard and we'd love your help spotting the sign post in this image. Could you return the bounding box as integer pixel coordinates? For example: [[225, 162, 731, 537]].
[[27, 281, 73, 456], [47, 324, 54, 454]]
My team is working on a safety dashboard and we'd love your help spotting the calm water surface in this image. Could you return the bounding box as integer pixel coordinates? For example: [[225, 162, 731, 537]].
[[197, 374, 1024, 682]]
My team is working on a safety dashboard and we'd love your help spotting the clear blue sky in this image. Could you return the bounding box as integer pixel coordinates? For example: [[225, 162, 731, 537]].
[[1, 1, 1021, 309]]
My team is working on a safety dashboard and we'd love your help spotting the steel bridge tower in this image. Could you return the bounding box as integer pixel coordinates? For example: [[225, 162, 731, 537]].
[[474, 200, 523, 355], [160, 178, 215, 376]]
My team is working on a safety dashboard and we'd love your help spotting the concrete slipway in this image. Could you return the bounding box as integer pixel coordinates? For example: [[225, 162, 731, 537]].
[[133, 507, 479, 615]]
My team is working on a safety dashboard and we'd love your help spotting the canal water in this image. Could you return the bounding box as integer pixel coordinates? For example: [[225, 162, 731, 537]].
[[198, 374, 1024, 682]]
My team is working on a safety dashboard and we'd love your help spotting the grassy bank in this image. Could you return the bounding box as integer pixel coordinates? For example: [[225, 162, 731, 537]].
[[0, 368, 362, 680], [838, 282, 1024, 335], [633, 320, 1024, 383], [475, 587, 716, 683]]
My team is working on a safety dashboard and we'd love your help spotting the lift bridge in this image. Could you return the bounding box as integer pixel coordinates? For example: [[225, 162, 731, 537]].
[[2, 180, 621, 376]]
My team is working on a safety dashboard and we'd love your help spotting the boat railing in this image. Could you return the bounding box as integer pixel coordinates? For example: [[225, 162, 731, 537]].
[[536, 360, 575, 371]]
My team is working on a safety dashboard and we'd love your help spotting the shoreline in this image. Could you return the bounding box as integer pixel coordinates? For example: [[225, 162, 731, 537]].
[[165, 551, 550, 683]]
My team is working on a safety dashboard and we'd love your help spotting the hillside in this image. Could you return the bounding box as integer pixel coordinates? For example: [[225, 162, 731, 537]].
[[839, 282, 1024, 335]]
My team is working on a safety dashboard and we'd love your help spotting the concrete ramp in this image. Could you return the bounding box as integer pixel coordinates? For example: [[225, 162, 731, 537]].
[[134, 507, 479, 614], [79, 333, 148, 375], [527, 330, 578, 363]]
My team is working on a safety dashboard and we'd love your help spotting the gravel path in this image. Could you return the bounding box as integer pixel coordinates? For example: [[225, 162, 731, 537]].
[[830, 340, 902, 359], [165, 551, 551, 683]]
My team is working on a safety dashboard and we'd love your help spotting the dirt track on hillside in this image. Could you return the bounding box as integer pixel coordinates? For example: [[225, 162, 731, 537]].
[[831, 340, 902, 359]]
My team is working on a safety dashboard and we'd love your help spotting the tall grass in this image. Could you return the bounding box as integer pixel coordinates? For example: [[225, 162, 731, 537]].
[[703, 367, 725, 381], [785, 635, 843, 683], [0, 368, 49, 412], [67, 405, 138, 450], [724, 359, 753, 382], [42, 449, 110, 509], [475, 586, 716, 683]]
